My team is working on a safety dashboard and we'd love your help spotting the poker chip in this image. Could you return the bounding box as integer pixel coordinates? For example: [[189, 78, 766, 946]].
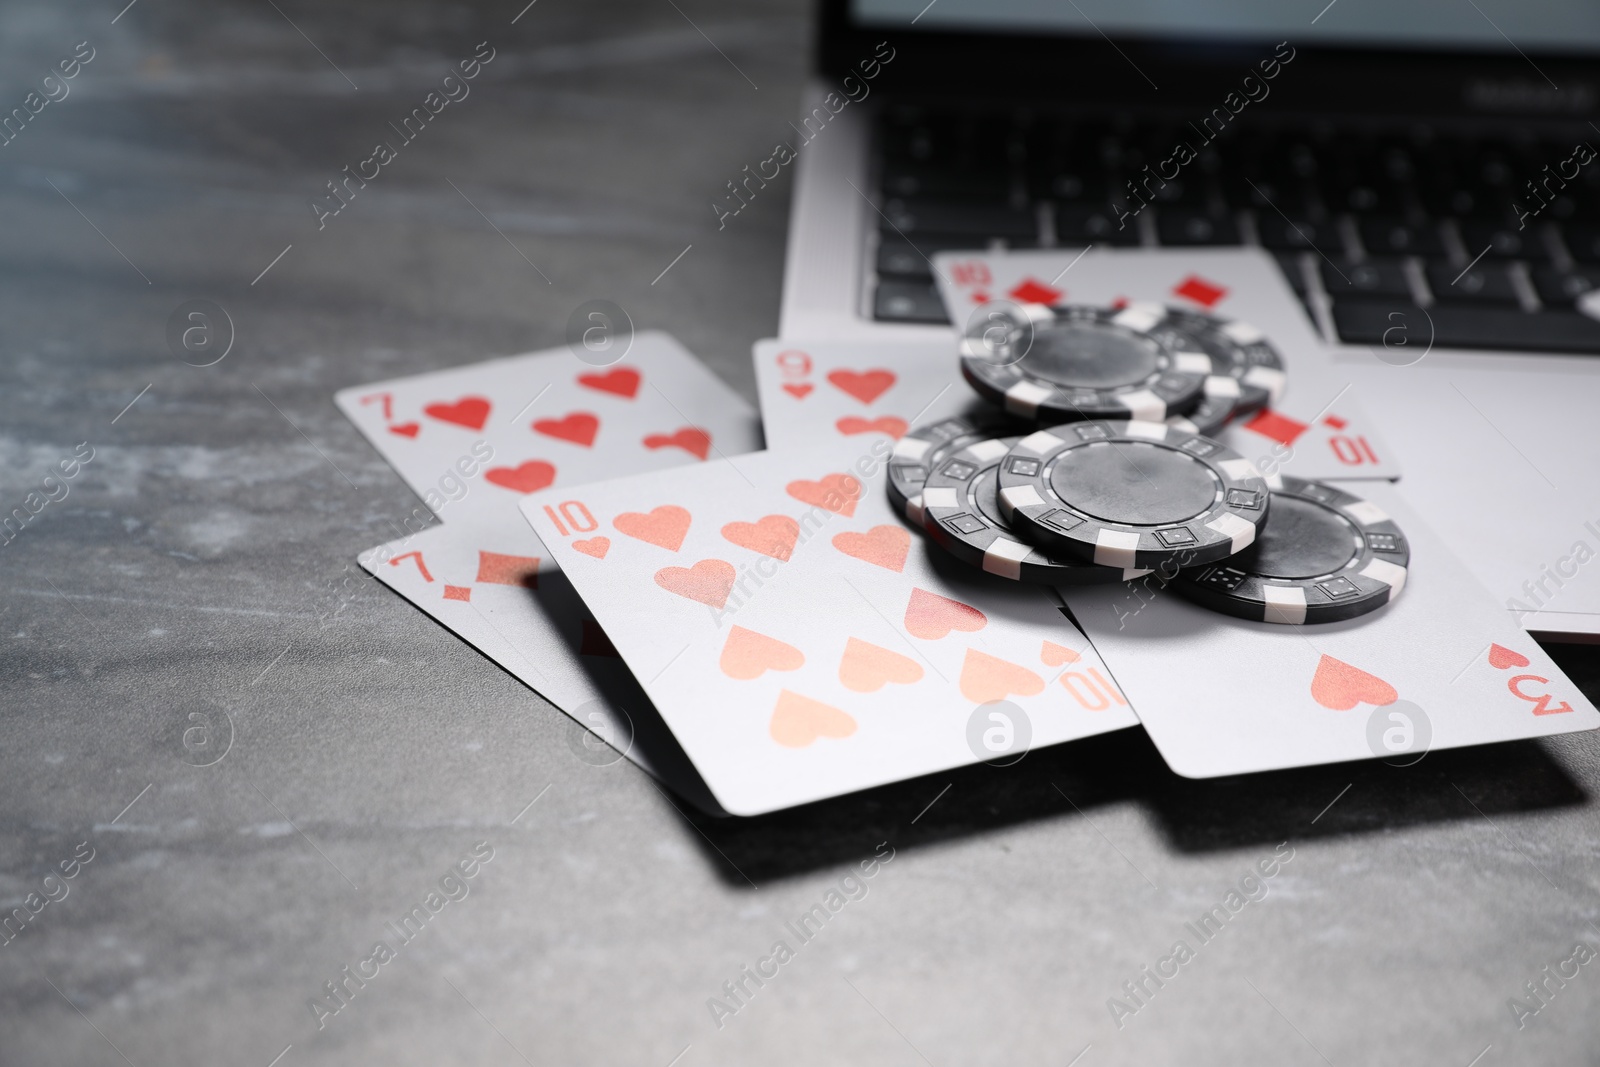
[[1166, 373, 1242, 437], [958, 302, 1213, 422], [1171, 476, 1408, 624], [1161, 308, 1286, 414], [887, 411, 1024, 525], [921, 435, 1150, 584], [996, 420, 1271, 570]]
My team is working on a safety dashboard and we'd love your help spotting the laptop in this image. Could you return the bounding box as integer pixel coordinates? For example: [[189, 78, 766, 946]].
[[777, 0, 1600, 639]]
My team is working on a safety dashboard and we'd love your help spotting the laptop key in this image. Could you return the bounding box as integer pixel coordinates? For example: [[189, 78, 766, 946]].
[[877, 240, 934, 280], [882, 198, 1037, 239], [873, 232, 1012, 280], [1055, 204, 1141, 245], [1360, 217, 1445, 257], [874, 280, 949, 324], [1256, 214, 1332, 252], [1563, 224, 1600, 262], [1424, 262, 1521, 305], [1330, 300, 1600, 353], [1458, 220, 1549, 261], [1033, 170, 1110, 204], [1531, 265, 1600, 306], [882, 167, 1010, 201], [1320, 258, 1411, 299], [1156, 209, 1241, 246]]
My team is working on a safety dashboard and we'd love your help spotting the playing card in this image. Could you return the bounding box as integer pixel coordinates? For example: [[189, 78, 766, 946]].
[[520, 438, 1141, 816], [335, 331, 762, 525], [359, 516, 728, 815], [753, 336, 979, 451], [1341, 350, 1600, 640], [929, 247, 1402, 481], [338, 332, 761, 813], [1058, 480, 1598, 778]]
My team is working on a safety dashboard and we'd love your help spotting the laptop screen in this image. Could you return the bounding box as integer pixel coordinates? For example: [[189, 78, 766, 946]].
[[851, 0, 1600, 55]]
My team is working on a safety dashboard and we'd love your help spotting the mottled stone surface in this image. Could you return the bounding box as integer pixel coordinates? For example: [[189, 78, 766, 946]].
[[3, 2, 1599, 1064]]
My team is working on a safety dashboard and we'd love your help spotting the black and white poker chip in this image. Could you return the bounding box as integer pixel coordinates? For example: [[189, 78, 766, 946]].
[[921, 435, 1150, 584], [887, 411, 1023, 525], [1166, 373, 1242, 437], [996, 420, 1271, 570], [1162, 308, 1286, 414], [1171, 476, 1408, 624], [959, 302, 1214, 422]]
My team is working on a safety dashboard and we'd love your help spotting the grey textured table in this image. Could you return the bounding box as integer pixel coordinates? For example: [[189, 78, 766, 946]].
[[4, 2, 1600, 1064]]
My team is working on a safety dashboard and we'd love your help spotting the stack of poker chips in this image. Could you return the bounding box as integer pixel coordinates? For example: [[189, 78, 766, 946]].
[[889, 302, 1409, 625]]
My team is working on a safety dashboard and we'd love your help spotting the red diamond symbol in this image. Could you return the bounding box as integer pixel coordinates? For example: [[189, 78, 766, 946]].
[[443, 584, 472, 602], [1242, 408, 1310, 447], [1322, 414, 1348, 430], [1174, 274, 1228, 308], [1008, 278, 1064, 305], [1110, 295, 1130, 310], [971, 291, 990, 304]]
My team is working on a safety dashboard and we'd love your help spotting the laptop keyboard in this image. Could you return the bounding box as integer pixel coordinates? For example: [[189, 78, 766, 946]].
[[869, 106, 1600, 354]]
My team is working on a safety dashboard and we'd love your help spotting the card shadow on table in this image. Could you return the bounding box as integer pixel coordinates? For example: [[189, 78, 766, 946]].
[[537, 566, 1592, 888], [663, 727, 1586, 888], [521, 570, 731, 818]]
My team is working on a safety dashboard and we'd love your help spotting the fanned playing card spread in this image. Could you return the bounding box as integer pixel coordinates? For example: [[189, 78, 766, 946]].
[[930, 247, 1402, 481], [519, 439, 1140, 815], [338, 333, 761, 809], [1059, 480, 1598, 778]]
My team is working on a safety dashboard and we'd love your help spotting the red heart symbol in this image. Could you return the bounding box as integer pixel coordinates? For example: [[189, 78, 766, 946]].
[[827, 368, 896, 405], [423, 396, 491, 430], [721, 515, 799, 561], [578, 367, 641, 398], [960, 648, 1045, 703], [769, 689, 857, 748], [838, 637, 923, 693], [654, 558, 735, 608], [904, 587, 987, 640], [832, 524, 910, 572], [572, 536, 609, 559], [388, 421, 421, 438], [836, 416, 908, 439], [782, 383, 814, 399], [719, 625, 805, 680], [533, 411, 599, 447], [1488, 643, 1531, 670], [1309, 654, 1398, 711], [484, 461, 556, 494], [1041, 640, 1080, 667], [786, 473, 861, 517], [615, 505, 691, 551], [643, 427, 711, 461]]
